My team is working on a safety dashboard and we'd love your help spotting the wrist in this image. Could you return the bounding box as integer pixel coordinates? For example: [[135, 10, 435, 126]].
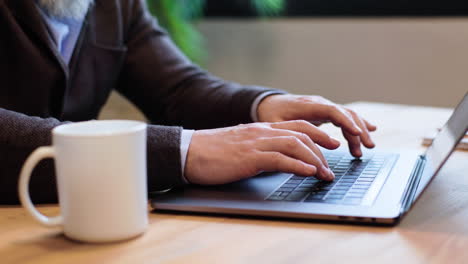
[[184, 130, 204, 183], [257, 94, 283, 122]]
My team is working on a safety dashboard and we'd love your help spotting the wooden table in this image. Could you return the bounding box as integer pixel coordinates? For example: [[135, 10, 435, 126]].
[[2, 102, 467, 264]]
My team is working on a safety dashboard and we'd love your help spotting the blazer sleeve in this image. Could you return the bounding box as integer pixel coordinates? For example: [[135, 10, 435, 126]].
[[0, 107, 185, 204], [0, 108, 64, 204], [116, 0, 284, 130]]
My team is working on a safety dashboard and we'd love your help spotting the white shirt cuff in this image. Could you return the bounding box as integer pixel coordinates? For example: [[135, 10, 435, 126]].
[[180, 129, 195, 184], [250, 91, 281, 122]]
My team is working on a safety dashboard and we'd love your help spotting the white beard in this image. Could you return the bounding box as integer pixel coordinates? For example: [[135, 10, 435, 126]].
[[38, 0, 94, 20]]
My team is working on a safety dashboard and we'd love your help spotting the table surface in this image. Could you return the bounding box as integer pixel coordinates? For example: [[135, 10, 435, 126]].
[[2, 102, 467, 264]]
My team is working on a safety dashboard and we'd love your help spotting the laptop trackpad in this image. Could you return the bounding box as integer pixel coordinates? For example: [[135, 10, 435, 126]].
[[157, 172, 292, 202]]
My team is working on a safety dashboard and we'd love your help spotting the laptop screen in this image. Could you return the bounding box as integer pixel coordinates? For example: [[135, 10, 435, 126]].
[[416, 93, 468, 197]]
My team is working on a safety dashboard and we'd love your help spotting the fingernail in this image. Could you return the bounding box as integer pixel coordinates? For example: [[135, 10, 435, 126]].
[[308, 165, 317, 175], [354, 149, 362, 157], [355, 126, 362, 134], [322, 166, 334, 181], [331, 137, 341, 145]]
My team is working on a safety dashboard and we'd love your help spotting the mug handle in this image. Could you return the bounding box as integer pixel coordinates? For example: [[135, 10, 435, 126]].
[[18, 146, 63, 227]]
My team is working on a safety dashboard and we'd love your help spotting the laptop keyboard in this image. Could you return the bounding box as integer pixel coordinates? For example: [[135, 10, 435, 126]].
[[266, 153, 387, 205]]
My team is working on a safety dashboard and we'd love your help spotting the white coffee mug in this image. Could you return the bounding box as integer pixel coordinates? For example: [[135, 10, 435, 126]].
[[18, 120, 148, 243]]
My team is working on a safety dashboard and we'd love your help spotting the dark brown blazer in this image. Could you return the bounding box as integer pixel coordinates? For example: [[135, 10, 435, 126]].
[[0, 0, 278, 204]]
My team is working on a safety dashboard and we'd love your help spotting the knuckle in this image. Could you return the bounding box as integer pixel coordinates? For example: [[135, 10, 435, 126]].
[[295, 120, 310, 127], [299, 162, 311, 172], [327, 104, 341, 113], [285, 136, 301, 148], [252, 151, 265, 164], [347, 108, 357, 116], [243, 124, 264, 134], [270, 152, 283, 163], [298, 132, 312, 143], [333, 104, 343, 112]]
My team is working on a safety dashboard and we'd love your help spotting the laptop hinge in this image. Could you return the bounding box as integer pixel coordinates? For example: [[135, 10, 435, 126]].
[[399, 155, 426, 215]]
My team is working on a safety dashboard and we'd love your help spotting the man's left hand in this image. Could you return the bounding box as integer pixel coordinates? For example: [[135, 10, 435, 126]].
[[257, 94, 377, 157]]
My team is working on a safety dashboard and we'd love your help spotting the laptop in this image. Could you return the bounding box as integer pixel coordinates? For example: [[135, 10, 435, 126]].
[[151, 93, 468, 225]]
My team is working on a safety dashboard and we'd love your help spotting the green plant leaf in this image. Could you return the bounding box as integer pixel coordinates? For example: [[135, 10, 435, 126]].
[[147, 0, 285, 64], [252, 0, 285, 16], [147, 0, 206, 64]]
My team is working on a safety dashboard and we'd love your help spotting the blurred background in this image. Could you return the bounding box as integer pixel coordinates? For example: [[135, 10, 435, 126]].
[[100, 0, 468, 121]]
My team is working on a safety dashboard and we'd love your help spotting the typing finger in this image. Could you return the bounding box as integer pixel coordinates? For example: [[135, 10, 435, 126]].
[[323, 104, 363, 136], [270, 120, 341, 150], [261, 126, 329, 168], [343, 131, 363, 157], [256, 152, 320, 179], [256, 136, 334, 180], [347, 110, 375, 148], [364, 119, 377, 132]]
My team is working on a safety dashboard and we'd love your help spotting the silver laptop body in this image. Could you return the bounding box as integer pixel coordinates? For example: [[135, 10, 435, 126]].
[[151, 93, 468, 226]]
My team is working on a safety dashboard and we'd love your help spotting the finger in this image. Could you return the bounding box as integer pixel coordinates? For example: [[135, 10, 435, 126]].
[[270, 120, 341, 150], [364, 119, 377, 132], [256, 136, 334, 180], [260, 125, 330, 167], [348, 110, 375, 148], [257, 152, 335, 181], [322, 104, 362, 136], [343, 131, 363, 157]]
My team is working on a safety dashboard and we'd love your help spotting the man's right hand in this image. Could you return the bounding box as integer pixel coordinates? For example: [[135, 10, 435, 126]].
[[184, 121, 341, 185]]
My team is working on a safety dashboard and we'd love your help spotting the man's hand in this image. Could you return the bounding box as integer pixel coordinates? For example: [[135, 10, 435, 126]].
[[257, 95, 377, 157], [185, 121, 340, 185]]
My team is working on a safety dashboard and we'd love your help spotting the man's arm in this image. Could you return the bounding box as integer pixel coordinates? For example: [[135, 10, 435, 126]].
[[116, 0, 281, 129], [0, 107, 188, 203], [115, 0, 284, 187], [114, 0, 377, 185], [0, 108, 64, 204]]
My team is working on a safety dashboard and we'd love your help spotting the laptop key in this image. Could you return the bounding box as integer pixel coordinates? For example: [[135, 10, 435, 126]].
[[354, 182, 372, 186], [324, 199, 345, 204], [356, 179, 374, 183], [304, 196, 326, 202], [326, 194, 345, 200], [339, 180, 356, 184], [281, 183, 298, 188], [303, 178, 319, 183], [360, 175, 377, 179], [267, 196, 285, 201], [296, 187, 312, 192], [348, 190, 367, 195], [328, 190, 347, 195], [346, 193, 366, 198], [351, 187, 369, 191], [286, 179, 303, 184], [285, 192, 309, 201], [308, 193, 326, 199], [290, 176, 305, 180], [336, 183, 353, 188]]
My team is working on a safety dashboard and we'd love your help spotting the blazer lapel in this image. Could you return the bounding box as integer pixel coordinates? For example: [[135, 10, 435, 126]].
[[7, 0, 69, 77]]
